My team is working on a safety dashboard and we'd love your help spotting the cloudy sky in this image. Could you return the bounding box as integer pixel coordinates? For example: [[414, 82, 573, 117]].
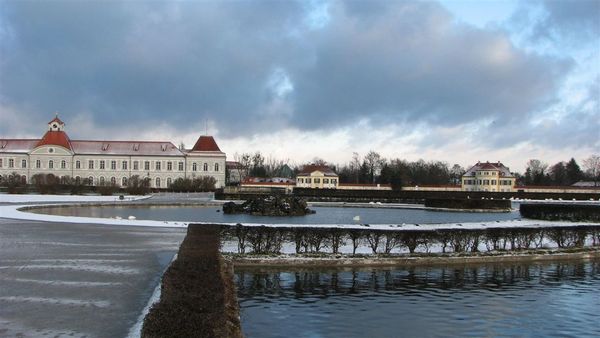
[[0, 0, 598, 172]]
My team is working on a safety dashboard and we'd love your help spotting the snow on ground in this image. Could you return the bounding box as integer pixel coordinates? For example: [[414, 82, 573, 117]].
[[0, 193, 151, 204], [0, 202, 598, 231], [0, 193, 597, 230]]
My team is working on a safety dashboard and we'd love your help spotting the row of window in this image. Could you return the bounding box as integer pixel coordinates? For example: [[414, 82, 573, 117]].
[[0, 158, 220, 172], [298, 177, 338, 184], [476, 171, 498, 176], [464, 179, 513, 185]]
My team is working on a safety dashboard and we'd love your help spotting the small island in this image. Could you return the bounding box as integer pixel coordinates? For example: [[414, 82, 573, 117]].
[[222, 195, 314, 216]]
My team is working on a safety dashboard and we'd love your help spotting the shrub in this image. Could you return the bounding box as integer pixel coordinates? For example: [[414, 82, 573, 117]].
[[126, 175, 151, 195]]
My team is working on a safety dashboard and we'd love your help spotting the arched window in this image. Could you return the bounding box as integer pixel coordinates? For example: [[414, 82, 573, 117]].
[[155, 177, 161, 188], [49, 160, 54, 169], [61, 160, 66, 169], [21, 175, 27, 184], [88, 176, 94, 186], [192, 163, 197, 171], [99, 176, 105, 185], [75, 176, 81, 184], [122, 177, 128, 186], [110, 177, 116, 185], [167, 178, 172, 187], [203, 163, 208, 171], [214, 163, 219, 172]]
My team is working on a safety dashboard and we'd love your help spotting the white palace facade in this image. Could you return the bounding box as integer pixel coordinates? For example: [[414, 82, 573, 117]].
[[0, 116, 226, 189]]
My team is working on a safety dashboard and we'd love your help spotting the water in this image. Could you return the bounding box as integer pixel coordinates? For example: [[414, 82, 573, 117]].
[[236, 260, 600, 338], [33, 205, 521, 224]]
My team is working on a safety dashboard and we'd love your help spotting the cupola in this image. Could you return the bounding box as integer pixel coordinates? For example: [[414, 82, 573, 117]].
[[48, 113, 66, 131]]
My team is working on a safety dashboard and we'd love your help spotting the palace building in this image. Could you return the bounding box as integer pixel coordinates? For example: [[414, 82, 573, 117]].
[[0, 116, 226, 188], [296, 165, 339, 189], [461, 161, 516, 192]]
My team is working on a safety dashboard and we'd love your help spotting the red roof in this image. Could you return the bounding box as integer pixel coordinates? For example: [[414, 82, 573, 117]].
[[298, 165, 337, 176], [191, 136, 221, 152], [36, 131, 72, 150]]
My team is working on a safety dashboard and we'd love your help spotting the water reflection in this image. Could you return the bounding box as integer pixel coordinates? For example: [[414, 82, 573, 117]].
[[236, 260, 600, 338]]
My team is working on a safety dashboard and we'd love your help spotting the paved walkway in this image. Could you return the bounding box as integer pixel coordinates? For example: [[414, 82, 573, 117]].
[[0, 218, 185, 337]]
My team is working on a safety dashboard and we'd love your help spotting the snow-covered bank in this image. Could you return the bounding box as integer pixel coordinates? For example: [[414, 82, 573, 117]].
[[1, 202, 598, 231], [0, 204, 188, 228], [0, 193, 151, 204]]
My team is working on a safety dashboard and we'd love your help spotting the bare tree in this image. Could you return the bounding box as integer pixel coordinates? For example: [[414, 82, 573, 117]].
[[583, 154, 600, 186], [364, 150, 385, 183]]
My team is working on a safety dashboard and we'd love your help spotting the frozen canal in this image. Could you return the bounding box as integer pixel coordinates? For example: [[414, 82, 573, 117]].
[[0, 218, 185, 337]]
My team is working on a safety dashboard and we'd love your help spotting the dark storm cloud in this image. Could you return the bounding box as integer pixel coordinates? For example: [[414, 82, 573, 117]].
[[0, 0, 573, 142], [290, 1, 571, 129]]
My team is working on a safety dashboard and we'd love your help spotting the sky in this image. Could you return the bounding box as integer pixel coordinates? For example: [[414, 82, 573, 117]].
[[0, 0, 598, 172]]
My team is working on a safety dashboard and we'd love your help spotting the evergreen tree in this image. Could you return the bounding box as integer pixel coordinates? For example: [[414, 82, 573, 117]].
[[565, 158, 583, 185]]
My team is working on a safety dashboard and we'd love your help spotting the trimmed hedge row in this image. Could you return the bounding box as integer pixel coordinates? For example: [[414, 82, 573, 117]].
[[142, 224, 242, 338], [222, 225, 600, 255], [520, 204, 600, 222], [424, 198, 511, 210]]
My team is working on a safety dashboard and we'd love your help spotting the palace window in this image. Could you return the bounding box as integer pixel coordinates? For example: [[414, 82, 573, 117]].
[[214, 163, 219, 172], [111, 161, 116, 170], [178, 162, 184, 171], [306, 178, 312, 184], [100, 160, 105, 170], [133, 161, 139, 170], [21, 159, 27, 168], [155, 161, 161, 171], [88, 176, 94, 186], [48, 160, 54, 169], [122, 177, 128, 186], [0, 159, 2, 168], [299, 178, 304, 183], [167, 162, 173, 171], [99, 176, 105, 185], [36, 160, 41, 169], [192, 163, 197, 171], [89, 160, 94, 169], [492, 180, 497, 185], [61, 160, 66, 169], [122, 161, 128, 170], [9, 159, 14, 168], [323, 178, 329, 184], [167, 178, 172, 187], [76, 161, 81, 169], [144, 161, 150, 171], [75, 176, 81, 184], [203, 163, 208, 171], [331, 179, 337, 185], [314, 178, 320, 183], [155, 177, 161, 188], [111, 177, 116, 185]]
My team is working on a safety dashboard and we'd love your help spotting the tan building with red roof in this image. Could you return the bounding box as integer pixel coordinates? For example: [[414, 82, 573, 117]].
[[296, 165, 339, 189], [0, 116, 226, 188], [461, 161, 516, 192]]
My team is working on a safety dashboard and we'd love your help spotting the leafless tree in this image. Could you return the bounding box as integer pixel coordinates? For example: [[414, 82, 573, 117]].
[[583, 154, 600, 186]]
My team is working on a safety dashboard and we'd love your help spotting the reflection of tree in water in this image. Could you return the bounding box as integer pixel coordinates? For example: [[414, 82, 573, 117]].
[[236, 262, 597, 298]]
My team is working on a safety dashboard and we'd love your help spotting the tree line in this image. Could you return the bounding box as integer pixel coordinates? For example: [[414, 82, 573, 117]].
[[231, 151, 600, 188]]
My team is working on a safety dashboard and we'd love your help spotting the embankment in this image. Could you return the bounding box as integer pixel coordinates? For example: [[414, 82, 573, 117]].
[[141, 224, 242, 338], [230, 248, 600, 268]]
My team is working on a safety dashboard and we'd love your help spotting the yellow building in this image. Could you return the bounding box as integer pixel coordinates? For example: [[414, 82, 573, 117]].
[[296, 165, 338, 189], [461, 161, 516, 192]]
